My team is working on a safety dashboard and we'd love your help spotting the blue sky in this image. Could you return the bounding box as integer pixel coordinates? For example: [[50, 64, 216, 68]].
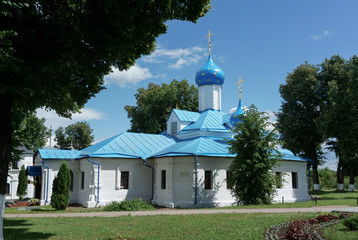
[[37, 0, 358, 170]]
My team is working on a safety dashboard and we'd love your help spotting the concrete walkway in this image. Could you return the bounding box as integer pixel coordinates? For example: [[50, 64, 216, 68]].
[[4, 205, 356, 218]]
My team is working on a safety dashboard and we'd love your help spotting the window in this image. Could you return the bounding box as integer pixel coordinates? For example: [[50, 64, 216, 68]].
[[204, 171, 212, 190], [121, 171, 129, 189], [226, 171, 233, 189], [5, 183, 10, 195], [276, 172, 282, 189], [292, 172, 298, 189], [171, 122, 177, 135], [70, 170, 74, 191], [81, 172, 85, 190], [12, 161, 19, 169], [161, 170, 166, 189]]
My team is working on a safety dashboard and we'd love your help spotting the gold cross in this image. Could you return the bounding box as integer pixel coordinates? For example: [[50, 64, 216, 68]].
[[235, 75, 245, 100], [205, 30, 213, 55]]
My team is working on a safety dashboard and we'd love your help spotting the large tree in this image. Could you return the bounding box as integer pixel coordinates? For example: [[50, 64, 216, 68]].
[[55, 121, 94, 150], [318, 55, 358, 190], [228, 105, 281, 205], [0, 1, 210, 238], [316, 55, 353, 190], [276, 63, 324, 190], [125, 79, 198, 134]]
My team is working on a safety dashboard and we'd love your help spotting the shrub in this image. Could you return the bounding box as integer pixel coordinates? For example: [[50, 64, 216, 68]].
[[51, 162, 71, 210], [16, 165, 28, 199], [104, 199, 154, 211], [343, 215, 358, 231]]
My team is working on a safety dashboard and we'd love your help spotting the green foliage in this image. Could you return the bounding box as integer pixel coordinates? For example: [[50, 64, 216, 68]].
[[343, 215, 358, 231], [125, 79, 198, 133], [276, 62, 323, 186], [54, 121, 94, 150], [228, 105, 281, 205], [0, 0, 210, 197], [16, 165, 27, 199], [104, 199, 154, 212], [318, 168, 336, 189], [11, 111, 50, 163], [51, 162, 71, 210]]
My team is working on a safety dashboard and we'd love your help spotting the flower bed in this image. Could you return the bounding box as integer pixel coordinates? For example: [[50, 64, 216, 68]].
[[265, 213, 351, 240]]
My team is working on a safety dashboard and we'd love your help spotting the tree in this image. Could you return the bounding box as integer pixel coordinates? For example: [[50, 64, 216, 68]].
[[51, 162, 71, 210], [228, 105, 281, 205], [55, 122, 94, 150], [276, 63, 324, 190], [11, 111, 50, 164], [0, 1, 210, 238], [125, 79, 198, 134], [316, 55, 354, 190], [16, 165, 28, 200]]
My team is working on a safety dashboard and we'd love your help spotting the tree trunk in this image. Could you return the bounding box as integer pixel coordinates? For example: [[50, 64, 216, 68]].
[[312, 146, 320, 190], [337, 156, 344, 190], [349, 167, 355, 191], [0, 95, 13, 240]]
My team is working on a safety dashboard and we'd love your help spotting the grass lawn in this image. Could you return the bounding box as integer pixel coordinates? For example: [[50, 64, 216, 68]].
[[4, 212, 320, 240], [323, 220, 358, 240]]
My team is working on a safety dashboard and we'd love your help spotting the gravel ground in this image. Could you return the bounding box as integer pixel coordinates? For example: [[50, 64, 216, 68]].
[[4, 205, 354, 218]]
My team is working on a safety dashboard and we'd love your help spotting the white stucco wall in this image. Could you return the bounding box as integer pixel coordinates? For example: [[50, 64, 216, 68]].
[[35, 156, 153, 208], [273, 160, 310, 203], [6, 155, 34, 200], [153, 156, 310, 208]]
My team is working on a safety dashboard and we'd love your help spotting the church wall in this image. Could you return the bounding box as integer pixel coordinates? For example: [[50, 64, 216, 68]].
[[35, 157, 153, 208], [273, 160, 310, 203], [152, 157, 175, 208]]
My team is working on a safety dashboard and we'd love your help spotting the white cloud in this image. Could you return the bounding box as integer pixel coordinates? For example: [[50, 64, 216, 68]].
[[105, 64, 152, 88], [36, 108, 104, 130], [142, 46, 205, 69], [310, 30, 334, 41]]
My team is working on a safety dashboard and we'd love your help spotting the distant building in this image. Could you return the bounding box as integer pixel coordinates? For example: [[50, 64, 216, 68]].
[[6, 147, 35, 200], [34, 40, 311, 208]]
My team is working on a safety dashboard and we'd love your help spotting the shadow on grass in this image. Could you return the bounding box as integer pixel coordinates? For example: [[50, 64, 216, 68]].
[[4, 219, 55, 240]]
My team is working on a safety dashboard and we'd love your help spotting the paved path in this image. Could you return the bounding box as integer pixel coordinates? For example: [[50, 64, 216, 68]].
[[4, 205, 355, 218]]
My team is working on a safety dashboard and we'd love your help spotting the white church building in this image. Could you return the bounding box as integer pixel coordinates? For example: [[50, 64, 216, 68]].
[[34, 48, 311, 208]]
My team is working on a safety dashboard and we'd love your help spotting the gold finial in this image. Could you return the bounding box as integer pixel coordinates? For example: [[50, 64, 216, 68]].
[[205, 30, 213, 55], [235, 75, 245, 100]]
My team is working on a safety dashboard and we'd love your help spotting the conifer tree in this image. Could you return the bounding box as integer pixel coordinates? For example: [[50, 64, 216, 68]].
[[51, 162, 71, 210], [228, 105, 281, 205], [16, 165, 28, 200]]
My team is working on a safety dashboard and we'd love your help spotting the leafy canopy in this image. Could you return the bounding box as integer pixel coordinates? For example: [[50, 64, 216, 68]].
[[125, 79, 198, 134], [228, 105, 281, 205], [54, 121, 94, 150]]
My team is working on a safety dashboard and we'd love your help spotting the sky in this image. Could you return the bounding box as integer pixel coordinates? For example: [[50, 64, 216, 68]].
[[36, 0, 358, 170]]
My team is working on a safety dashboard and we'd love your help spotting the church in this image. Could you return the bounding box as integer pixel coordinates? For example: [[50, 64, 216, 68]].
[[34, 40, 311, 208]]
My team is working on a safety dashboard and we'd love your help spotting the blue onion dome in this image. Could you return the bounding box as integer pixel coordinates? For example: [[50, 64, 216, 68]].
[[195, 55, 225, 87], [230, 100, 245, 127]]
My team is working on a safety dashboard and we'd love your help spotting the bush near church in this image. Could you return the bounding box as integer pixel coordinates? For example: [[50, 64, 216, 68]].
[[16, 165, 28, 200], [51, 162, 71, 210]]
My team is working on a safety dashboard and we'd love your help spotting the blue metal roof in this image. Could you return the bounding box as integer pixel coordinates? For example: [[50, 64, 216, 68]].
[[181, 110, 231, 132], [39, 133, 176, 160], [171, 109, 200, 122], [38, 149, 79, 160], [151, 137, 235, 158]]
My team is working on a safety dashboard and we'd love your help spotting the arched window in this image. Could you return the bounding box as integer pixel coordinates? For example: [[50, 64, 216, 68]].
[[70, 170, 74, 191]]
